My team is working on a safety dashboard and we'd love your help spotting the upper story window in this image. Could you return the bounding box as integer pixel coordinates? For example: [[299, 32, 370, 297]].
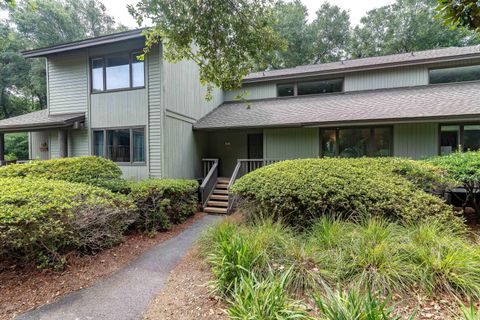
[[91, 51, 145, 93], [277, 78, 343, 97], [429, 64, 480, 85]]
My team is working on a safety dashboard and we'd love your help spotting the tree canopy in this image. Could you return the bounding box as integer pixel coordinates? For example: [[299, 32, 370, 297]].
[[349, 0, 478, 58], [129, 0, 286, 99], [436, 0, 480, 31]]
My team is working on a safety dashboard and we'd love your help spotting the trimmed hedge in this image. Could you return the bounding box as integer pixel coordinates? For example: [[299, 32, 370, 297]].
[[0, 156, 126, 191], [128, 179, 199, 232], [0, 177, 137, 268], [232, 158, 460, 228]]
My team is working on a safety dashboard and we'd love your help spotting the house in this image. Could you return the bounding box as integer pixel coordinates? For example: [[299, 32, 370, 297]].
[[0, 29, 480, 213]]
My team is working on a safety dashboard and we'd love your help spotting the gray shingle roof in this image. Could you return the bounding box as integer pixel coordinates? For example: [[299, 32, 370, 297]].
[[0, 110, 85, 132], [245, 46, 480, 83], [194, 82, 480, 130], [22, 29, 144, 58]]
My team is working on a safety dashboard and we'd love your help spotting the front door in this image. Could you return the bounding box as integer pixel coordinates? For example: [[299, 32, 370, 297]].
[[247, 133, 263, 159]]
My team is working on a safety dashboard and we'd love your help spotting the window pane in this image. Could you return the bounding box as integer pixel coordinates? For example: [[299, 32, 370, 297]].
[[464, 125, 480, 152], [133, 129, 145, 162], [92, 58, 104, 92], [107, 129, 130, 162], [297, 79, 343, 95], [93, 131, 104, 157], [132, 52, 145, 87], [321, 129, 336, 157], [106, 55, 130, 90], [277, 84, 294, 97], [372, 127, 392, 157], [430, 65, 480, 84], [440, 125, 460, 155], [338, 128, 370, 158]]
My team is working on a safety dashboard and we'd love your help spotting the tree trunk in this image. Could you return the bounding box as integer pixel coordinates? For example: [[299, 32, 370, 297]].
[[0, 88, 9, 119]]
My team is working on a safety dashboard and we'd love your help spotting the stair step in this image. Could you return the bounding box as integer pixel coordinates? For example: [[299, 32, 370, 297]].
[[207, 200, 229, 208], [210, 194, 229, 200], [217, 178, 230, 184], [204, 207, 228, 214], [213, 189, 229, 195], [216, 183, 228, 189]]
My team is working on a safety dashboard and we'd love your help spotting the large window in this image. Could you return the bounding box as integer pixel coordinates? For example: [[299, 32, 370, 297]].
[[320, 126, 393, 158], [440, 124, 480, 155], [277, 78, 343, 97], [91, 51, 145, 92], [429, 65, 480, 85], [93, 127, 145, 164]]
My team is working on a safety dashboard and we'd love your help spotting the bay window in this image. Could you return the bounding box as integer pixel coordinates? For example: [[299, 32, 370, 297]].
[[320, 126, 393, 157], [93, 127, 145, 164], [91, 51, 145, 92]]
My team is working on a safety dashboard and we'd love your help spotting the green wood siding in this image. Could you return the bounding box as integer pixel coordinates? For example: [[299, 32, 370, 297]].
[[163, 59, 223, 120], [90, 89, 148, 128], [148, 45, 163, 178], [224, 83, 277, 101], [264, 128, 319, 159], [205, 130, 250, 176], [164, 117, 204, 178], [393, 123, 439, 159], [120, 166, 149, 180], [344, 67, 428, 92], [68, 129, 89, 157], [48, 52, 88, 115], [161, 49, 223, 179]]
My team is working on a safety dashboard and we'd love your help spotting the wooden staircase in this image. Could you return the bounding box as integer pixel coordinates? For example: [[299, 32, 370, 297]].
[[203, 178, 230, 214]]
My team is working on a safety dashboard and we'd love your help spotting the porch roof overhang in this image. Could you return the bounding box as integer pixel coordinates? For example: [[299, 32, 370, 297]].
[[193, 82, 480, 130], [0, 110, 85, 133]]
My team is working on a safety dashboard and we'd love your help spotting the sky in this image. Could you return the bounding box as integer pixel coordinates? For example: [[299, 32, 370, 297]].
[[102, 0, 396, 29]]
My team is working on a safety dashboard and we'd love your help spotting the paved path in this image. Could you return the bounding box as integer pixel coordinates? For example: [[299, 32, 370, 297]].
[[17, 214, 222, 320]]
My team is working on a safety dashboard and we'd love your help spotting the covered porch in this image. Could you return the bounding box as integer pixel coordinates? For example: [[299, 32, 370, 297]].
[[0, 110, 86, 165]]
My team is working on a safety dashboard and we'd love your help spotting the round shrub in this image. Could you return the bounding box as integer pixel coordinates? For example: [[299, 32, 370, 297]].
[[0, 156, 124, 191], [128, 179, 199, 233], [0, 177, 137, 268], [232, 158, 460, 228]]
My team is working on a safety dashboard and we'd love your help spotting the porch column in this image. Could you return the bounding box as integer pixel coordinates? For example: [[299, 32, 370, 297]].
[[58, 129, 68, 158], [0, 133, 4, 162]]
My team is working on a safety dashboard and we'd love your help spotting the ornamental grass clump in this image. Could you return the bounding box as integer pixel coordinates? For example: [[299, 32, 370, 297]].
[[227, 270, 312, 320], [128, 179, 198, 232], [0, 177, 136, 269], [407, 220, 480, 298], [232, 158, 461, 228]]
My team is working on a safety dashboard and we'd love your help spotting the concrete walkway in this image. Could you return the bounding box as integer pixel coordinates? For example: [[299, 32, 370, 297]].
[[17, 214, 222, 320]]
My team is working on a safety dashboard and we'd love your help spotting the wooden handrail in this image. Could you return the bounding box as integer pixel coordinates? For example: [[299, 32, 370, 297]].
[[200, 159, 219, 208]]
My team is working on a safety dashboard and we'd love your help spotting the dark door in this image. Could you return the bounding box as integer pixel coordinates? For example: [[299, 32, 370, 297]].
[[247, 133, 263, 159]]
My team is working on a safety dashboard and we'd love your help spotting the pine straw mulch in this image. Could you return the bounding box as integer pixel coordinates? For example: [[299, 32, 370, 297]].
[[0, 212, 206, 320], [143, 246, 228, 320]]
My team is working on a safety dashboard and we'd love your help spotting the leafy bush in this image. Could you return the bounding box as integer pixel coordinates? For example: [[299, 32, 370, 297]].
[[128, 179, 198, 232], [427, 152, 480, 213], [0, 177, 136, 268], [227, 270, 312, 320], [0, 156, 124, 191], [233, 158, 460, 228]]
